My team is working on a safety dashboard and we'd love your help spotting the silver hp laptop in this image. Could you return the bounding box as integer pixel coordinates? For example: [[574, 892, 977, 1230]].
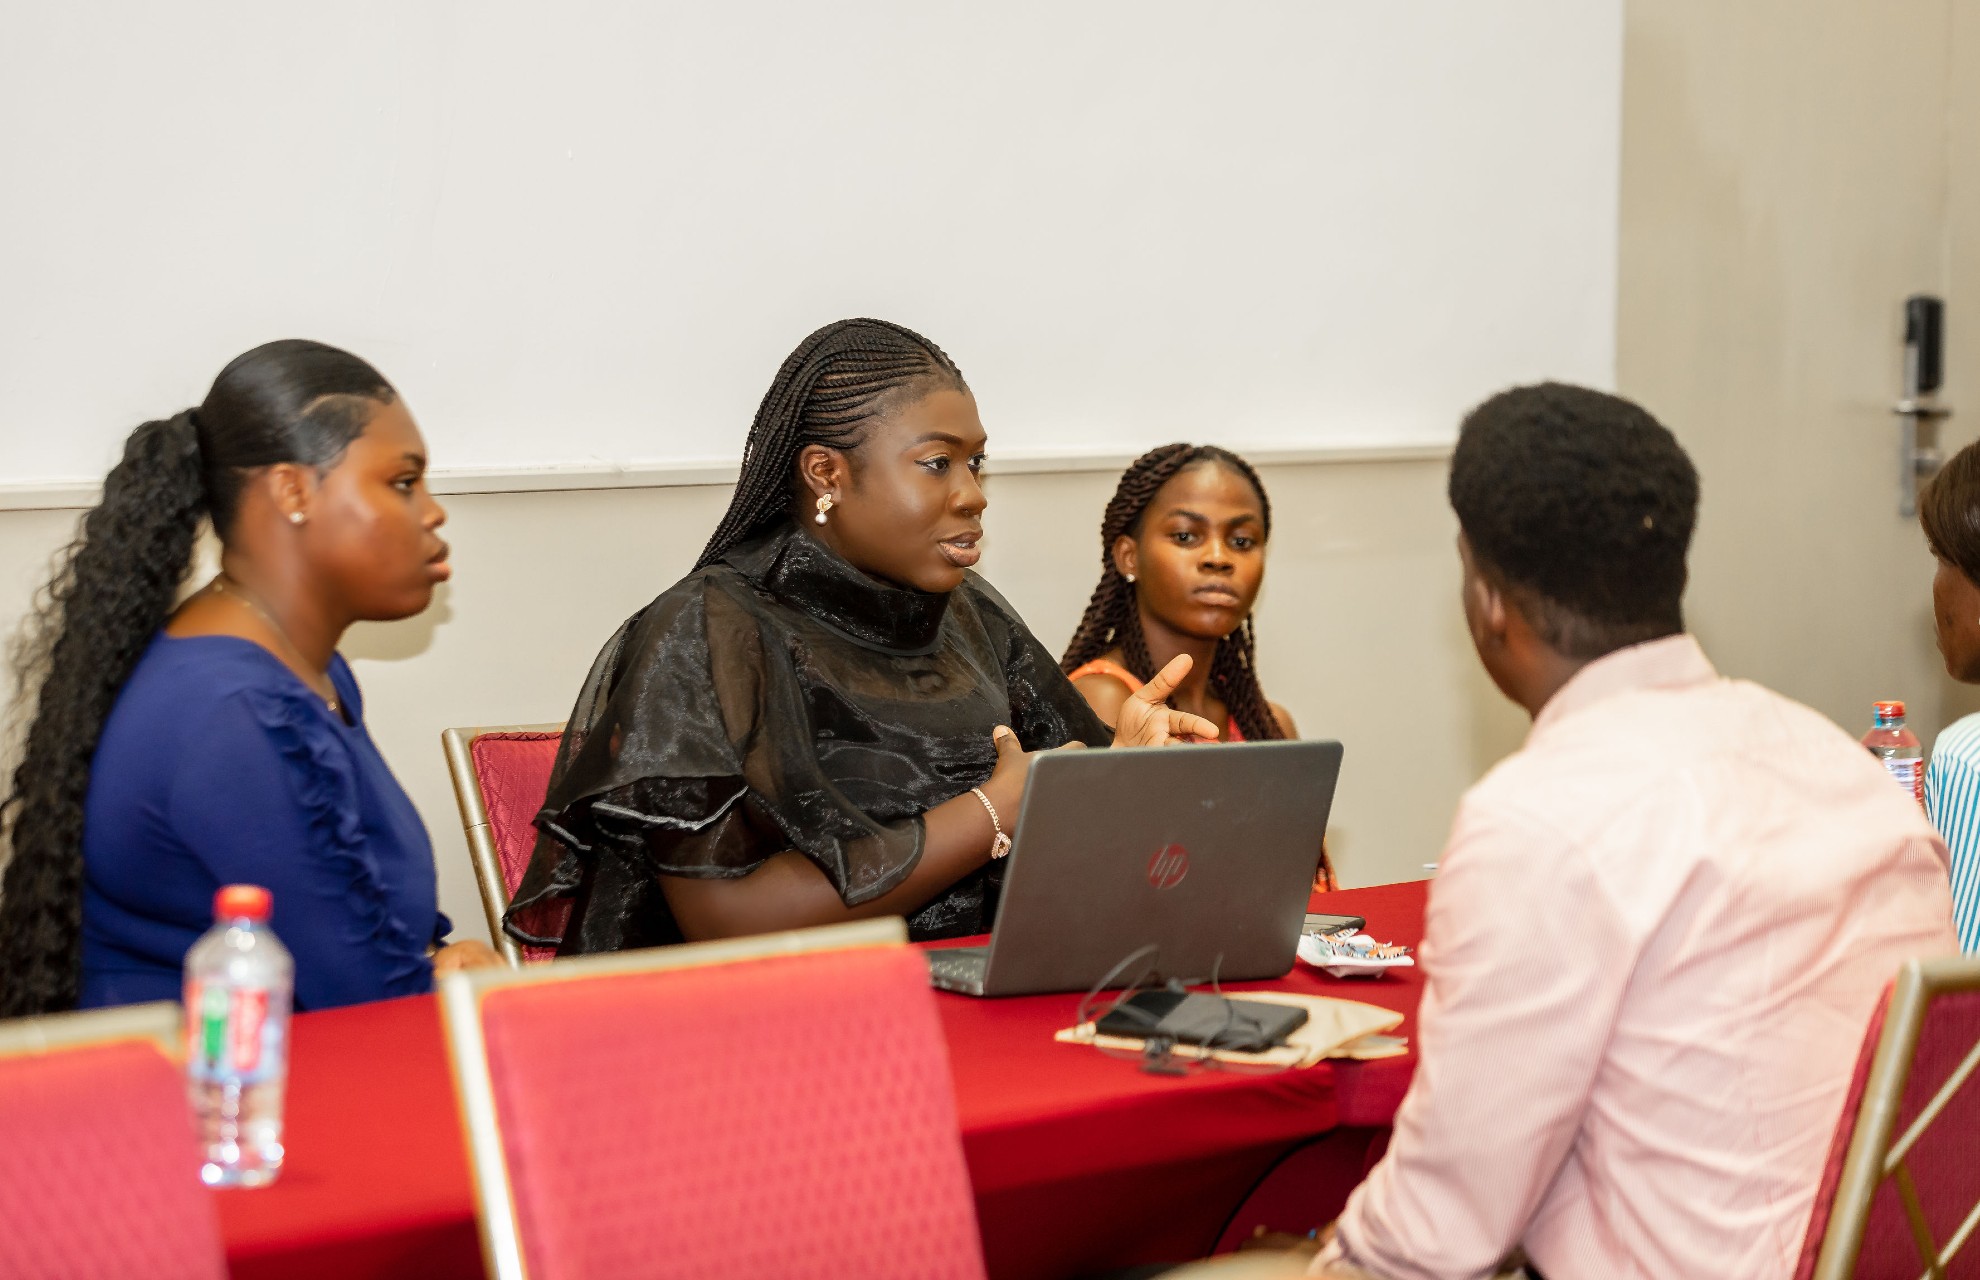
[[927, 739, 1343, 997]]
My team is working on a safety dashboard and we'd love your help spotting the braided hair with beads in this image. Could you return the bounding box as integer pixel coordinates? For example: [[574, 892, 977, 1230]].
[[696, 318, 968, 570], [1061, 444, 1284, 745]]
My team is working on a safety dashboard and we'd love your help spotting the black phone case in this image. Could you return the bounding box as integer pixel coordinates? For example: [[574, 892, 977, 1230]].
[[1095, 991, 1308, 1051]]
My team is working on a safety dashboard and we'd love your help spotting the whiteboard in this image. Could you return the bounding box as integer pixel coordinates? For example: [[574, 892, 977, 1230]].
[[0, 1, 1621, 485]]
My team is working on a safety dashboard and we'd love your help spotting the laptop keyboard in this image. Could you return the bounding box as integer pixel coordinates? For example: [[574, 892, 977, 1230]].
[[925, 947, 989, 993]]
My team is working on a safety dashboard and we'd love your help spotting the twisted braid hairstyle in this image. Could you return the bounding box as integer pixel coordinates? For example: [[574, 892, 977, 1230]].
[[1061, 444, 1284, 745], [0, 339, 394, 1016], [695, 318, 968, 570]]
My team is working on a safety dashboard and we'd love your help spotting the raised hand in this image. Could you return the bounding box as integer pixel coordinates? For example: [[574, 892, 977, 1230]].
[[1114, 654, 1221, 747]]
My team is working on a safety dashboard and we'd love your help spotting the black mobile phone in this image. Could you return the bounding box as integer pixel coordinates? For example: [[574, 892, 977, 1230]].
[[1095, 990, 1308, 1052], [1303, 913, 1365, 937]]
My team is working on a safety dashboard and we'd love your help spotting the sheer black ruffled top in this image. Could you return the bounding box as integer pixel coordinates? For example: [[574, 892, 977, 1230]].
[[760, 529, 953, 655], [505, 523, 1111, 953]]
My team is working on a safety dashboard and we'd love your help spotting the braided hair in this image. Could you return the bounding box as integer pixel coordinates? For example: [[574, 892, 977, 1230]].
[[1062, 444, 1284, 745], [696, 318, 967, 570], [0, 340, 393, 1016]]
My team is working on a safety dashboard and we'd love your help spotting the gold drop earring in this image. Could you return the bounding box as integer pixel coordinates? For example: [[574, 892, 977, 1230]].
[[814, 494, 835, 525]]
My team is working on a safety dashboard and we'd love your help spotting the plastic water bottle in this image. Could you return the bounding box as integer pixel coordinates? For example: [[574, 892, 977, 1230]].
[[1862, 700, 1925, 809], [184, 884, 293, 1188]]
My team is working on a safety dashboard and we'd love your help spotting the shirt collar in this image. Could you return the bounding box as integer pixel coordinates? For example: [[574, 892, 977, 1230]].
[[726, 523, 952, 656], [1532, 633, 1718, 733]]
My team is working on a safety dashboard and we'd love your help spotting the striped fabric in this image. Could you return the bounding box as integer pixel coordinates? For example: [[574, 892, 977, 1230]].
[[1924, 712, 1980, 952]]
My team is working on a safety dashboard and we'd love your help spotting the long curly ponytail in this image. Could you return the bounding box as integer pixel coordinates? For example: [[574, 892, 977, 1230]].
[[0, 339, 393, 1015], [0, 419, 206, 1014]]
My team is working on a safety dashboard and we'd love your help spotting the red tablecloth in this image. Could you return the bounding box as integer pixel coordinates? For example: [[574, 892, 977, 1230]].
[[217, 881, 1428, 1280]]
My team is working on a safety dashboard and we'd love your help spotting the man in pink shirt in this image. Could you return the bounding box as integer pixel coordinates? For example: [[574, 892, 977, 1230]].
[[1311, 384, 1957, 1280]]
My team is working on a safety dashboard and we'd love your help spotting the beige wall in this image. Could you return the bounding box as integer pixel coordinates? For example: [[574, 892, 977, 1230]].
[[0, 461, 1521, 946], [1618, 0, 1980, 746], [1954, 0, 1980, 548]]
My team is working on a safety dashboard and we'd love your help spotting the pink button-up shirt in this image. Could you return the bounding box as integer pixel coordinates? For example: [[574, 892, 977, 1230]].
[[1324, 635, 1956, 1280]]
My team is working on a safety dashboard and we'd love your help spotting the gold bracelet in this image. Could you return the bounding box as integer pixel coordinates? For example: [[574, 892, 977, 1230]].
[[970, 787, 1013, 860]]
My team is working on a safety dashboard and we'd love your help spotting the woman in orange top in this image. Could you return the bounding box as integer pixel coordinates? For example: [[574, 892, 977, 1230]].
[[1063, 443, 1336, 889]]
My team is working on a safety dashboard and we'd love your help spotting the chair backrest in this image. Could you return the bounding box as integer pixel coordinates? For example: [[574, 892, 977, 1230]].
[[442, 724, 565, 965], [439, 918, 986, 1280], [1795, 988, 1891, 1280], [0, 1002, 226, 1280], [1800, 953, 1980, 1279]]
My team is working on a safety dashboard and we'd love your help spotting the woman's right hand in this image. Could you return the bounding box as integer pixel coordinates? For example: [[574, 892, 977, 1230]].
[[1116, 654, 1221, 747]]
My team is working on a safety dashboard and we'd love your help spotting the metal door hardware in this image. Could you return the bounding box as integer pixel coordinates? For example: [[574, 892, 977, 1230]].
[[1895, 294, 1951, 517]]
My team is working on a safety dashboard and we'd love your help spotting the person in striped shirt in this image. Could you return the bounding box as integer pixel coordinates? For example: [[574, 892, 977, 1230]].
[[1917, 442, 1980, 951]]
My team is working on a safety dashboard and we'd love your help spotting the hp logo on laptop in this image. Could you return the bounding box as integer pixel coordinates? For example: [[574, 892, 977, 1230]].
[[1146, 843, 1190, 890]]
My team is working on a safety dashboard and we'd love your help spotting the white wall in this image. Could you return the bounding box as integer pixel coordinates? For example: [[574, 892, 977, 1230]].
[[0, 1, 1621, 486], [0, 2, 1625, 945]]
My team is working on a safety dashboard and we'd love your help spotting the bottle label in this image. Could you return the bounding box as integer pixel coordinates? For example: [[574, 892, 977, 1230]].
[[1884, 757, 1926, 807], [193, 982, 228, 1069], [186, 982, 279, 1082], [229, 989, 267, 1075]]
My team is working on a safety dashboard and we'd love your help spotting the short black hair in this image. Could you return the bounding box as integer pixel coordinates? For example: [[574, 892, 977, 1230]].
[[1448, 382, 1698, 659]]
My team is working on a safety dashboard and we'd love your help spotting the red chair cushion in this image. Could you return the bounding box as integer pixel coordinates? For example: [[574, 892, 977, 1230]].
[[1853, 988, 1980, 1277], [470, 731, 564, 961], [1795, 984, 1980, 1279], [479, 944, 985, 1280], [0, 1039, 226, 1279]]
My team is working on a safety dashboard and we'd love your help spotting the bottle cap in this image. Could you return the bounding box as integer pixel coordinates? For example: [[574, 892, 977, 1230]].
[[1875, 700, 1907, 722], [214, 884, 272, 923]]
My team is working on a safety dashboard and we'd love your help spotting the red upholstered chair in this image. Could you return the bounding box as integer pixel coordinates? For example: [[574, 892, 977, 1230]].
[[442, 723, 565, 965], [1797, 953, 1980, 1279], [0, 1001, 226, 1280], [439, 918, 985, 1280]]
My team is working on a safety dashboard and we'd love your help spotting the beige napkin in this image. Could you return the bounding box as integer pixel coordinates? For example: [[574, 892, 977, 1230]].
[[1055, 991, 1407, 1068]]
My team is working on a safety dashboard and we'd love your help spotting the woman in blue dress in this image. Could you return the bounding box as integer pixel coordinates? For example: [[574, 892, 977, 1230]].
[[0, 339, 500, 1016]]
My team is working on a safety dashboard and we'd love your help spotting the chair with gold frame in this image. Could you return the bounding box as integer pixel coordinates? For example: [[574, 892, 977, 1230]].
[[0, 1001, 228, 1279], [438, 916, 986, 1280], [441, 722, 564, 966], [1801, 953, 1980, 1279]]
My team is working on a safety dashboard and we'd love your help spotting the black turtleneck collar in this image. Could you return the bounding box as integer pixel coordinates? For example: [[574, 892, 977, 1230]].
[[723, 523, 953, 656]]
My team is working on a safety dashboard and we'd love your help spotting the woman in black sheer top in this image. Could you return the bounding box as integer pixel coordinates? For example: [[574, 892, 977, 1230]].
[[506, 319, 1216, 952]]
